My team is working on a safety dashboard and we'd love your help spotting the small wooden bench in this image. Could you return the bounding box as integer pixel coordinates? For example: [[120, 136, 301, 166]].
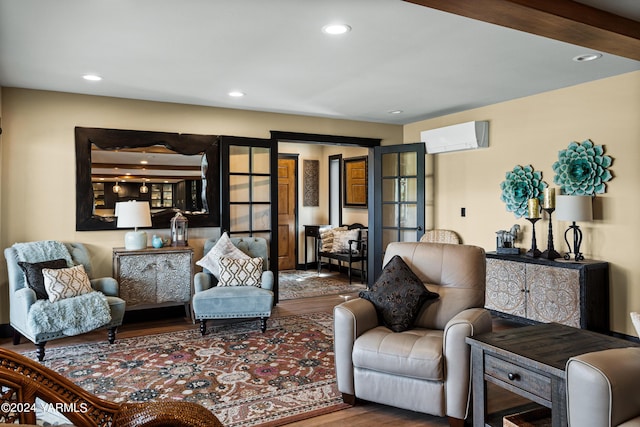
[[316, 223, 367, 284]]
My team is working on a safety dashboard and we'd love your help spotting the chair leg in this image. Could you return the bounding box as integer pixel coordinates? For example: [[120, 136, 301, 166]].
[[36, 342, 46, 362], [12, 329, 22, 345], [107, 326, 117, 344], [341, 393, 356, 405], [448, 416, 465, 427], [199, 319, 207, 336], [260, 317, 267, 333]]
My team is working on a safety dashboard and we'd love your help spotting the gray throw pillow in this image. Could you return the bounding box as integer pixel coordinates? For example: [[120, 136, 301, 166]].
[[359, 255, 439, 332], [18, 258, 69, 300]]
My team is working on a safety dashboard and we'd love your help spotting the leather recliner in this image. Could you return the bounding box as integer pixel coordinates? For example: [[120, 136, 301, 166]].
[[566, 347, 640, 427], [334, 241, 492, 427]]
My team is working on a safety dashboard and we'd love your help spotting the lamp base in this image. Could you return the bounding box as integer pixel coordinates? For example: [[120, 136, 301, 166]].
[[125, 231, 148, 250], [563, 222, 585, 262]]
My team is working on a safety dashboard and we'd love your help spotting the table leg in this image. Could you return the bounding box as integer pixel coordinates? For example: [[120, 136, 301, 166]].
[[551, 376, 568, 427], [471, 346, 487, 427]]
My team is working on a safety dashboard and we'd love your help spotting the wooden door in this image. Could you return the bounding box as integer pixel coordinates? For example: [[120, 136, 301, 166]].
[[278, 157, 297, 270]]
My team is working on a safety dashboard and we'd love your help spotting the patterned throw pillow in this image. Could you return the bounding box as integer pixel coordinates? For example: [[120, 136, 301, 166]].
[[319, 226, 347, 252], [18, 258, 69, 300], [217, 256, 264, 287], [359, 255, 439, 332], [196, 232, 250, 278], [330, 229, 359, 253], [42, 264, 94, 303]]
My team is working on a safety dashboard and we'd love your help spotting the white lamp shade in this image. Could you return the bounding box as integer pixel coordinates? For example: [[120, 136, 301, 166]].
[[116, 201, 152, 228], [555, 195, 593, 222]]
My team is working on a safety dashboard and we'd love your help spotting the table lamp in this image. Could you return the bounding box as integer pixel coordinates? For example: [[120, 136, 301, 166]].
[[555, 195, 592, 261], [116, 201, 152, 250]]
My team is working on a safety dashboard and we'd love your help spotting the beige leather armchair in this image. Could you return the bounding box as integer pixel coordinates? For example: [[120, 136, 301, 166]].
[[334, 242, 492, 427], [566, 347, 640, 427]]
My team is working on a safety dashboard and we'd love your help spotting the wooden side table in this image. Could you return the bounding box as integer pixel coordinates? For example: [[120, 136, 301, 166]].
[[113, 246, 194, 319], [303, 225, 329, 270], [467, 323, 639, 427]]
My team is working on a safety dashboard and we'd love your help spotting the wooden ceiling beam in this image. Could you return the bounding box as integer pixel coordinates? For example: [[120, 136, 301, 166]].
[[404, 0, 640, 61]]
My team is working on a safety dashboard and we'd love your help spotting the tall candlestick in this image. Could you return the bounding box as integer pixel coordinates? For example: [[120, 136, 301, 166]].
[[527, 198, 540, 218], [543, 187, 555, 209]]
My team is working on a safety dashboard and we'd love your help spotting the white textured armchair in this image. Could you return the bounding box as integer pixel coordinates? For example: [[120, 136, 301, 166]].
[[334, 242, 491, 427], [192, 235, 274, 335], [5, 241, 126, 361]]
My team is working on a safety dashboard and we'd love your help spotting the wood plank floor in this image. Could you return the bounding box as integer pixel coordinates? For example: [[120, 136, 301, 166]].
[[0, 288, 523, 426]]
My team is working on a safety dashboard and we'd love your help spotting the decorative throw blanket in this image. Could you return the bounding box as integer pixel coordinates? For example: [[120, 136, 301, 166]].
[[12, 240, 73, 266], [27, 291, 112, 336]]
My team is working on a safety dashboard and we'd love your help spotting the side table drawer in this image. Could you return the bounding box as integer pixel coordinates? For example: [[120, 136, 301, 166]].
[[484, 354, 551, 401]]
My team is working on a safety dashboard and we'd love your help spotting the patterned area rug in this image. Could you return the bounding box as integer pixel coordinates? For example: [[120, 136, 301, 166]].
[[23, 313, 348, 427], [279, 270, 366, 300]]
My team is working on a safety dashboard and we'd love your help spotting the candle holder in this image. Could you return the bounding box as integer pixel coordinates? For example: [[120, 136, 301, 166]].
[[540, 207, 561, 260], [525, 217, 541, 258]]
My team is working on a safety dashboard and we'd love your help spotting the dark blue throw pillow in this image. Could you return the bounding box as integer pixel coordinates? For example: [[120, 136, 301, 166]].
[[18, 258, 69, 300], [359, 255, 439, 332]]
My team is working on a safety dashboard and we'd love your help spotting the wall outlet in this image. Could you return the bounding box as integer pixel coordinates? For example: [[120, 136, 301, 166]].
[[461, 207, 466, 217]]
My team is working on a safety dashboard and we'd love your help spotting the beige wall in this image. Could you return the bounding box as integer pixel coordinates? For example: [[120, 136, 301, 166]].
[[0, 88, 401, 323], [405, 70, 640, 336]]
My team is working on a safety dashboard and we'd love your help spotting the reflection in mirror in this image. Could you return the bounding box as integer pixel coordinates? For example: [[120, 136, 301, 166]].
[[92, 145, 204, 218], [75, 127, 219, 231]]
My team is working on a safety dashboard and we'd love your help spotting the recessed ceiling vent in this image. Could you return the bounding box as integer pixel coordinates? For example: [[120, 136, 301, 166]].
[[421, 121, 489, 154]]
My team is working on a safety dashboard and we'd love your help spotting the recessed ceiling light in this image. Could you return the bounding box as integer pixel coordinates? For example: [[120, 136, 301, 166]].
[[573, 53, 602, 62], [82, 74, 102, 81], [388, 110, 403, 115], [322, 24, 351, 35], [228, 91, 245, 97]]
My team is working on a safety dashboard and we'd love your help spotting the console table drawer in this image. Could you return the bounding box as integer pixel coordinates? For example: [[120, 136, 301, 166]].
[[484, 354, 551, 401]]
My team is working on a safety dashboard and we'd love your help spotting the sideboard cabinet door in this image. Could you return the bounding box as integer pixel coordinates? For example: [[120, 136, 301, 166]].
[[113, 246, 194, 318], [485, 253, 609, 332]]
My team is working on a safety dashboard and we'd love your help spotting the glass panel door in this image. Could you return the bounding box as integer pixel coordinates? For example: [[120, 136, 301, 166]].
[[369, 143, 425, 281], [221, 136, 279, 301]]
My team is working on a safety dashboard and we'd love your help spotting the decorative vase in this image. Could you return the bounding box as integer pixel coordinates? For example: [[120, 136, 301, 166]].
[[152, 235, 164, 248]]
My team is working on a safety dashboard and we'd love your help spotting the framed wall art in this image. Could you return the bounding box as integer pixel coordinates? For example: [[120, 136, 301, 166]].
[[343, 156, 368, 208]]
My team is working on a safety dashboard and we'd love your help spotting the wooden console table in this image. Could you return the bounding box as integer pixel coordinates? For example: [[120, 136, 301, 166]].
[[467, 323, 638, 427], [485, 252, 609, 332], [303, 225, 329, 270], [113, 246, 194, 318]]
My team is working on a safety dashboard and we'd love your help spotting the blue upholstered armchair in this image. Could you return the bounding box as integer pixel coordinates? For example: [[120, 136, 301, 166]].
[[5, 241, 126, 361], [192, 236, 274, 335]]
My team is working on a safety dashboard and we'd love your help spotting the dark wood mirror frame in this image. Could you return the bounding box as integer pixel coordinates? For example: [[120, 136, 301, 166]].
[[75, 127, 220, 231]]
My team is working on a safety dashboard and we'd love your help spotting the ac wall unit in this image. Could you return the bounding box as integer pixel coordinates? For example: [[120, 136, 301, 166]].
[[420, 121, 489, 154]]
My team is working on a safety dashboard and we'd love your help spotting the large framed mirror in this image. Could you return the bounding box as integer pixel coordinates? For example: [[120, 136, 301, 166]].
[[75, 127, 219, 231]]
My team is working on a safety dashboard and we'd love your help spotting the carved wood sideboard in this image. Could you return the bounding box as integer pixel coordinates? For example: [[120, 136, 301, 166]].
[[113, 246, 194, 319], [485, 252, 609, 333]]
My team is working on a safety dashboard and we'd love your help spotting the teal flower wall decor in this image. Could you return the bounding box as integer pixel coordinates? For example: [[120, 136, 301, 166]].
[[500, 165, 547, 218], [552, 139, 612, 195]]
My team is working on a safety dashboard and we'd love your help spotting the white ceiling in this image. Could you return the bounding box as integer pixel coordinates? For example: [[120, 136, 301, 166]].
[[0, 0, 639, 125]]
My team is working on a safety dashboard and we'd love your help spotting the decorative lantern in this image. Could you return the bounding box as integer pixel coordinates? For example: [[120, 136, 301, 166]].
[[170, 212, 188, 247]]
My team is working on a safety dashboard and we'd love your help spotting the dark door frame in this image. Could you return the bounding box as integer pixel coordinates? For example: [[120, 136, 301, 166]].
[[270, 131, 381, 275]]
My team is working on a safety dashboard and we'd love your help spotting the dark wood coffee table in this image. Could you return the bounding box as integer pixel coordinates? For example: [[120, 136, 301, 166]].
[[466, 323, 639, 427]]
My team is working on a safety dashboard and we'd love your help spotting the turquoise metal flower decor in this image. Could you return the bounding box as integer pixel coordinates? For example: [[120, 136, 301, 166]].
[[500, 165, 547, 218], [552, 139, 612, 195]]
